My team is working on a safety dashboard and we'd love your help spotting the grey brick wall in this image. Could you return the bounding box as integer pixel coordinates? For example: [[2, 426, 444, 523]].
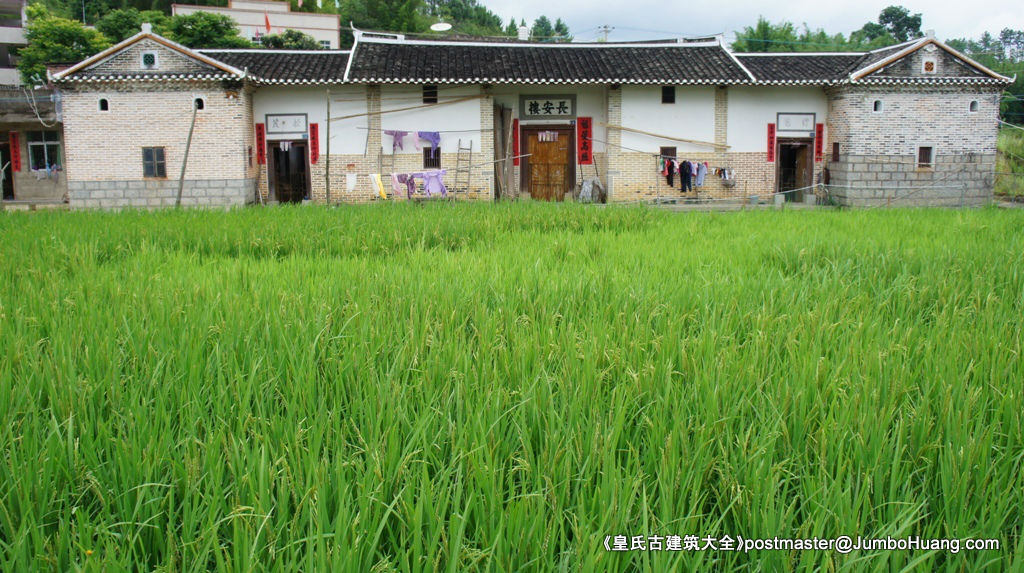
[[826, 84, 1000, 206], [68, 178, 255, 209]]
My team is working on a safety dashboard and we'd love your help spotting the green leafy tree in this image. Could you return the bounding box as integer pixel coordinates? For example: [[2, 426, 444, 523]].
[[552, 18, 571, 42], [877, 5, 922, 42], [530, 16, 553, 40], [260, 29, 323, 49], [17, 4, 110, 84], [96, 8, 171, 43], [504, 17, 517, 37], [166, 11, 251, 48], [731, 17, 799, 52]]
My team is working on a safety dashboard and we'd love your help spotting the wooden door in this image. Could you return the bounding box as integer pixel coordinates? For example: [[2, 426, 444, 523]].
[[522, 127, 574, 201]]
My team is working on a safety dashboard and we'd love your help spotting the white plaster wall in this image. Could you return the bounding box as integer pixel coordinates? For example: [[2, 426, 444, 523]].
[[252, 85, 367, 155], [620, 86, 715, 153], [492, 86, 607, 153], [380, 85, 483, 155], [727, 87, 828, 152]]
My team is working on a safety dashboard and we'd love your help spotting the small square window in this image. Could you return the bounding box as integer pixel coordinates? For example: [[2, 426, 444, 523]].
[[917, 146, 934, 169], [141, 52, 158, 69], [832, 142, 840, 162], [143, 147, 166, 178], [661, 86, 675, 104], [873, 100, 883, 112], [320, 40, 331, 49], [922, 59, 936, 73], [659, 146, 676, 159], [969, 100, 979, 113], [423, 147, 441, 169], [423, 85, 438, 104], [98, 98, 109, 111]]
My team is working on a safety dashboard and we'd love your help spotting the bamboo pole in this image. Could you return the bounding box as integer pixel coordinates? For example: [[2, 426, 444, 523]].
[[597, 121, 728, 150], [325, 88, 331, 204], [176, 102, 199, 207]]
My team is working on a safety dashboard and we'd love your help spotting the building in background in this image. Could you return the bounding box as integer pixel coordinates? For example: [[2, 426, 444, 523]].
[[171, 0, 340, 49], [0, 0, 26, 86], [51, 26, 1011, 208]]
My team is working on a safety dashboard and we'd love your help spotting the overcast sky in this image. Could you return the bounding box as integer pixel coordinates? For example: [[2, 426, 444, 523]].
[[484, 0, 1024, 45]]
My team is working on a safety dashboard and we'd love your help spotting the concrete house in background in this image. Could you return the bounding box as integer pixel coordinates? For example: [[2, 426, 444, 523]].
[[0, 0, 26, 86], [49, 25, 1012, 208], [172, 0, 341, 49], [1, 0, 68, 204]]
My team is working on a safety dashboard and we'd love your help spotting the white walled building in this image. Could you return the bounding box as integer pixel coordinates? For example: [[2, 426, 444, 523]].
[[172, 0, 341, 49], [49, 27, 1013, 208]]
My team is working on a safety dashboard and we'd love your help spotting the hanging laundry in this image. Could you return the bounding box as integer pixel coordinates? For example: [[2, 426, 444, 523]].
[[396, 173, 416, 198], [390, 173, 406, 198], [384, 130, 409, 152], [418, 131, 441, 158], [660, 159, 669, 177], [419, 169, 448, 196], [695, 162, 708, 187], [346, 174, 358, 192], [371, 174, 387, 199], [679, 160, 692, 193], [666, 160, 675, 187]]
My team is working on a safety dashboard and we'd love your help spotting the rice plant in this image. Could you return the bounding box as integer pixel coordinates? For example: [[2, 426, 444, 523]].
[[0, 203, 1021, 571]]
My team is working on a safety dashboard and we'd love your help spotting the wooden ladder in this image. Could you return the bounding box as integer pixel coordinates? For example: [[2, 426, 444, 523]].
[[453, 139, 473, 194]]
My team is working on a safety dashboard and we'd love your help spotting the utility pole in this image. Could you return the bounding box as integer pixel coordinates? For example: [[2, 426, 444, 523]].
[[597, 25, 613, 43]]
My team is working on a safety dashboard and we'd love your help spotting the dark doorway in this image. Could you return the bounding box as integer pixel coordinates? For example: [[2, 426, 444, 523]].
[[0, 143, 13, 200], [521, 126, 575, 201], [777, 139, 813, 202], [268, 141, 310, 203]]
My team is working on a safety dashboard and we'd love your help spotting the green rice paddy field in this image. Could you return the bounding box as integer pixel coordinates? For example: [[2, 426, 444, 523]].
[[1, 203, 1022, 571]]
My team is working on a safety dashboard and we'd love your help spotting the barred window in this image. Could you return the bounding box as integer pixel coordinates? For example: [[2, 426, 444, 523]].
[[423, 85, 438, 104], [423, 147, 441, 169]]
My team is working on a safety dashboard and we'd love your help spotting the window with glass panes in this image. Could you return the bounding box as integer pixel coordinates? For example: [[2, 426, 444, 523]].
[[27, 131, 61, 171], [143, 147, 166, 177]]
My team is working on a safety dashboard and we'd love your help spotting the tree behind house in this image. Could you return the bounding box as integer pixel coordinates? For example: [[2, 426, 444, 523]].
[[17, 4, 110, 84]]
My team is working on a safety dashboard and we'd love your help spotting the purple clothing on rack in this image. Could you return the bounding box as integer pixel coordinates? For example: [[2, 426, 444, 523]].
[[418, 131, 441, 158], [412, 169, 447, 196], [384, 130, 409, 151], [396, 173, 415, 198]]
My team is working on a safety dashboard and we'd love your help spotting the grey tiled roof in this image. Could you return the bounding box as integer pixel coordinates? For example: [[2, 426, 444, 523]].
[[736, 54, 865, 83], [344, 39, 753, 84], [198, 50, 351, 84]]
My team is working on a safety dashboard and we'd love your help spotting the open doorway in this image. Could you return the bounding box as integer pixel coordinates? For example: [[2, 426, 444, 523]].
[[0, 142, 13, 200], [776, 139, 813, 202], [268, 141, 310, 203]]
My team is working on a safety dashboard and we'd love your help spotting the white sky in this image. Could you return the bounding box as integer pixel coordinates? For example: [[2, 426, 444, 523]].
[[484, 0, 1024, 45]]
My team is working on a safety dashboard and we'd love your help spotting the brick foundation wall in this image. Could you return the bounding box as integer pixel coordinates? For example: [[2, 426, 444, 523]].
[[69, 177, 254, 208]]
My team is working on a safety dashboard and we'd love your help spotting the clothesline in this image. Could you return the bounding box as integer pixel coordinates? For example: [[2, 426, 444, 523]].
[[998, 119, 1024, 131], [329, 95, 486, 122], [597, 122, 728, 150], [311, 153, 533, 180], [359, 127, 494, 134]]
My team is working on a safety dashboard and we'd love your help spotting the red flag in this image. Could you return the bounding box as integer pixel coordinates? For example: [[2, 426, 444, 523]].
[[264, 12, 271, 33]]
